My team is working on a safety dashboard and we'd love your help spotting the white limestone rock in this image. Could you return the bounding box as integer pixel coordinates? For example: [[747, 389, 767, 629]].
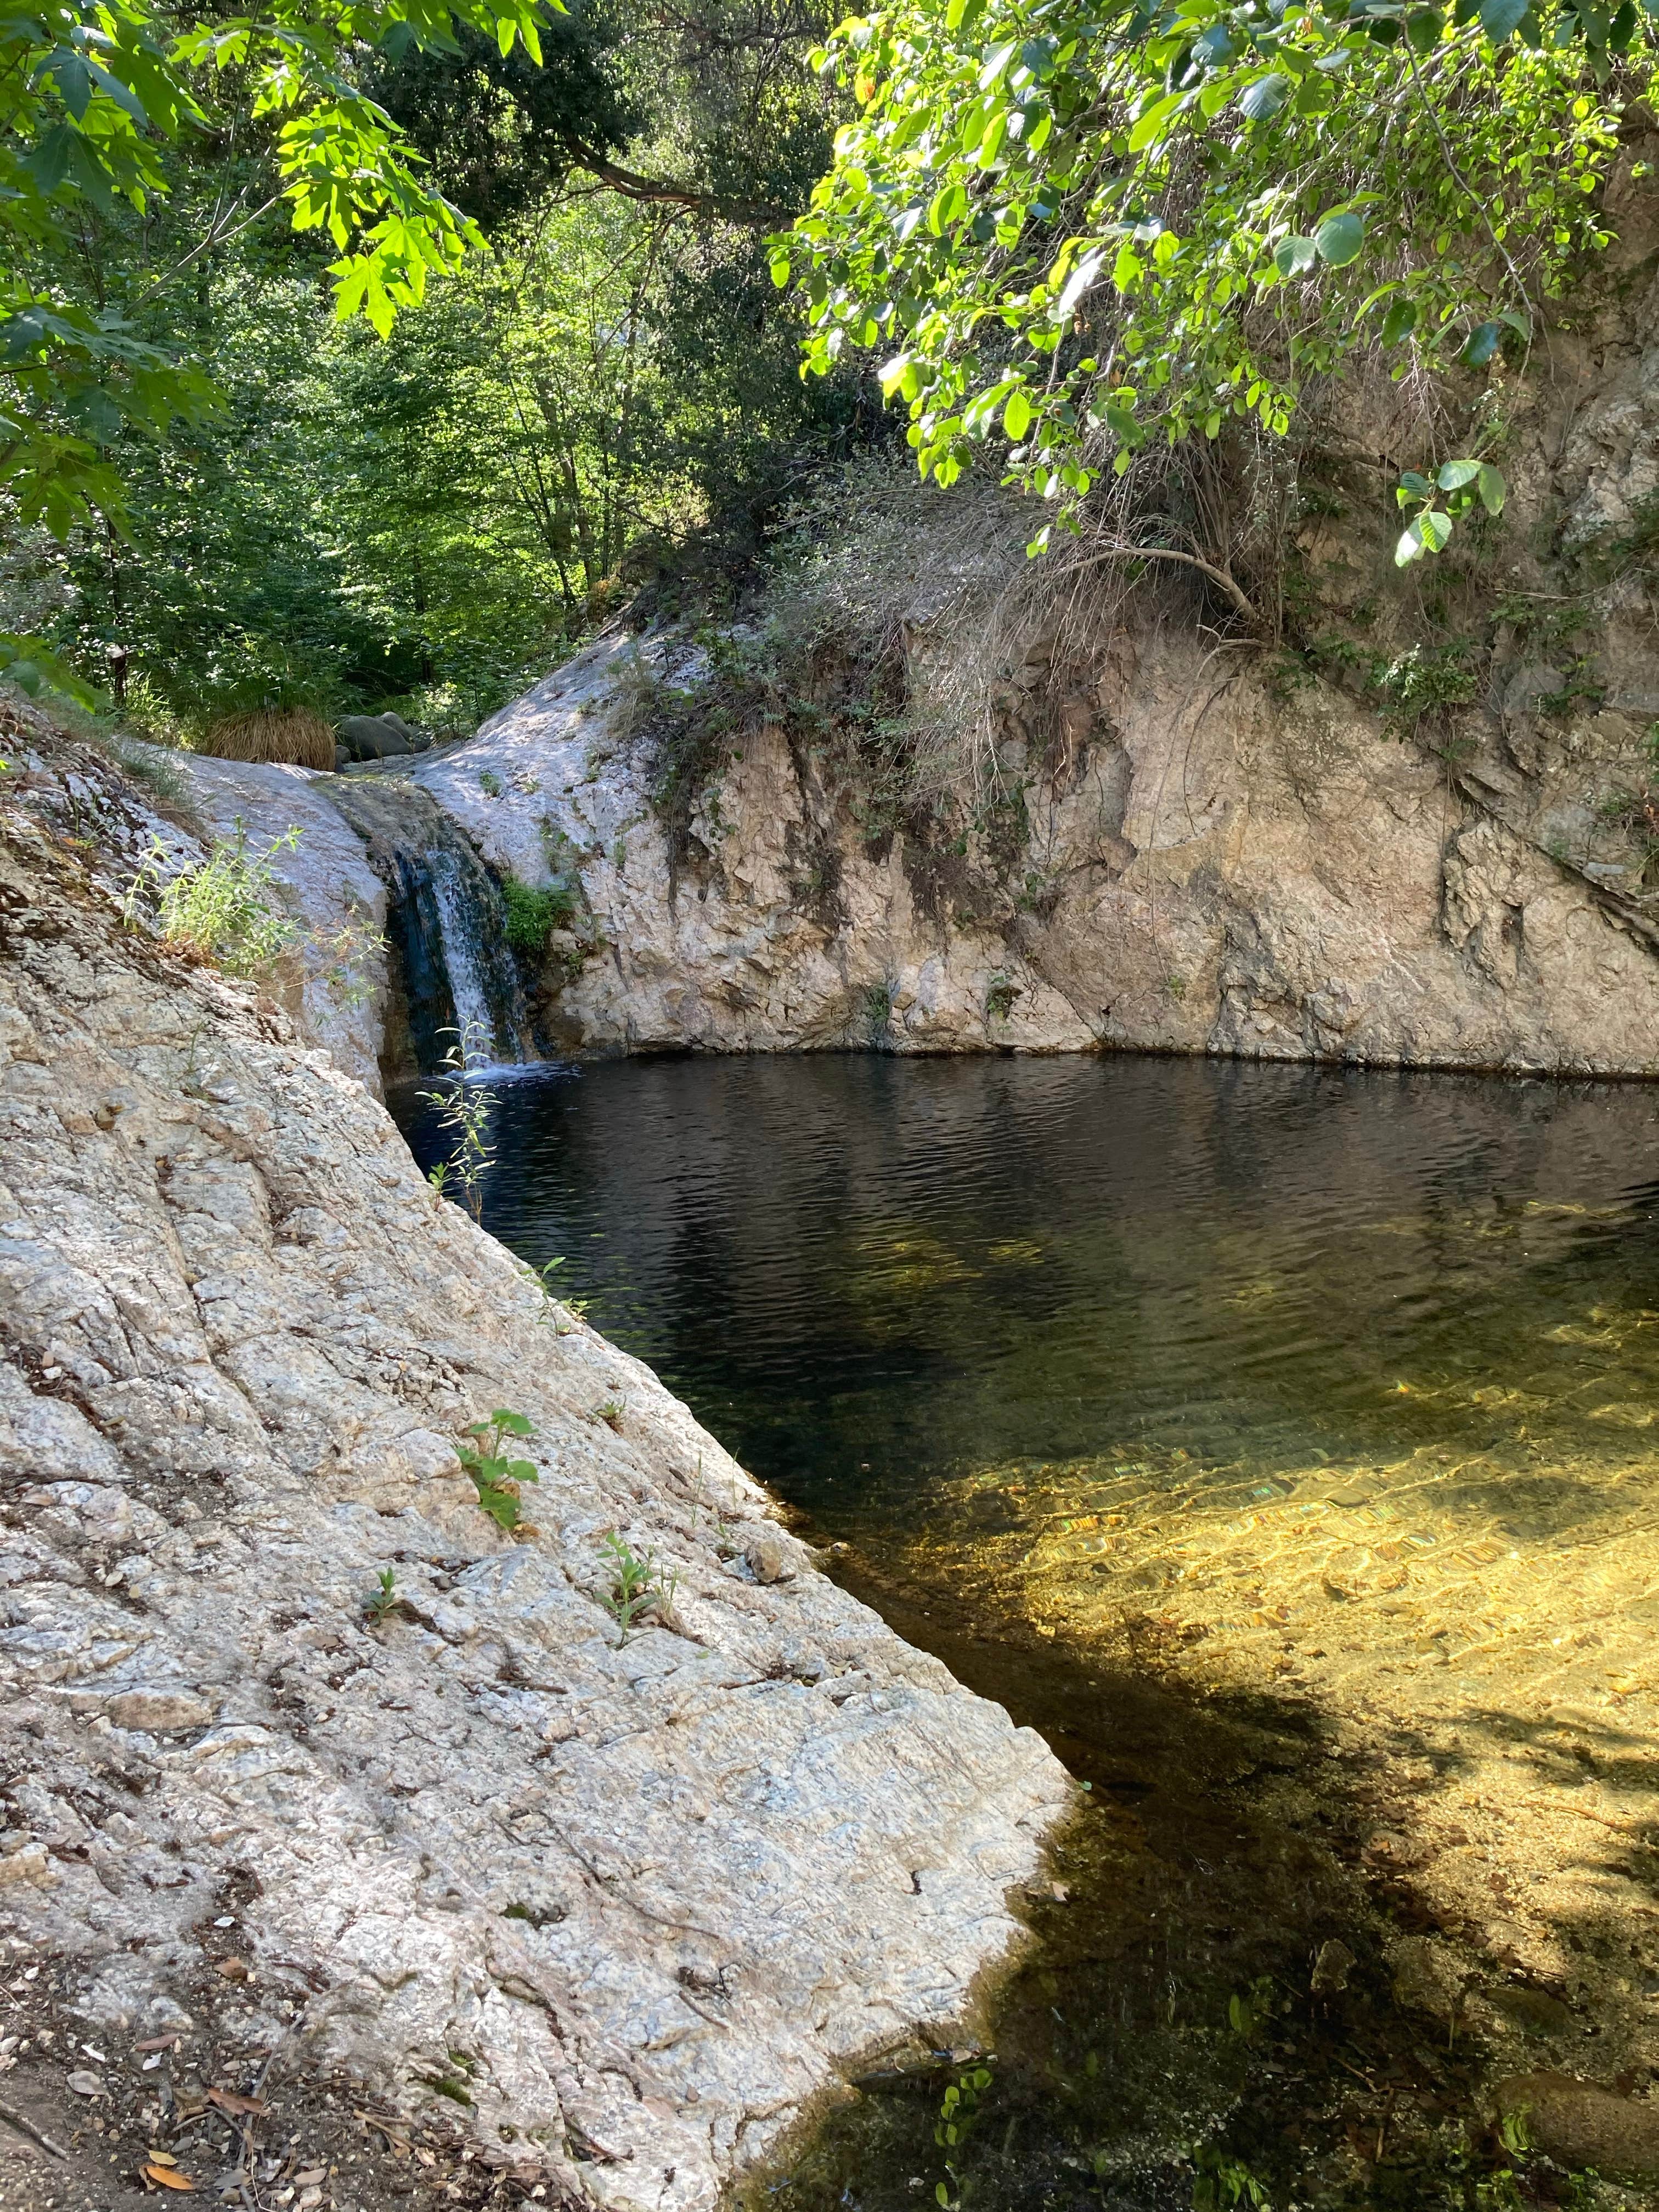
[[0, 744, 1073, 2212]]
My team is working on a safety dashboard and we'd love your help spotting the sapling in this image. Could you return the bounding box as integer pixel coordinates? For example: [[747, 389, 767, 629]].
[[457, 1408, 539, 1531], [518, 1255, 567, 1328], [421, 1020, 497, 1224]]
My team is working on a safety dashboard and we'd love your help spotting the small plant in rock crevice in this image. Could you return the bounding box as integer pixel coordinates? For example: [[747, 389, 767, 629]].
[[457, 1408, 538, 1531], [599, 1531, 678, 1644], [593, 1397, 625, 1432], [859, 979, 894, 1043], [421, 1020, 496, 1224], [364, 1567, 403, 1624], [518, 1255, 569, 1328], [123, 819, 300, 976], [984, 972, 1017, 1023]]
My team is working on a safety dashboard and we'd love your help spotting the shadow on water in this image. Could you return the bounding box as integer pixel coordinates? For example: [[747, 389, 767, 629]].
[[391, 1054, 1659, 2212]]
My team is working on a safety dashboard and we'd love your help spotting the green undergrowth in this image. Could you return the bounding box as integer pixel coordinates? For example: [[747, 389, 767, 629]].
[[122, 821, 300, 975]]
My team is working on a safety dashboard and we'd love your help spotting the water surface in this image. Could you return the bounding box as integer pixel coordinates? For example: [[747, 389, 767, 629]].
[[393, 1056, 1659, 2211]]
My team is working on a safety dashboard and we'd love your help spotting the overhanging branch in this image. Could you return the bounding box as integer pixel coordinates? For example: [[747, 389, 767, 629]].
[[556, 135, 785, 227], [1052, 543, 1259, 627]]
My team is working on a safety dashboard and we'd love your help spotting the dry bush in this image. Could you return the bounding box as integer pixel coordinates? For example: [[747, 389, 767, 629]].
[[763, 455, 1210, 811], [196, 706, 335, 771]]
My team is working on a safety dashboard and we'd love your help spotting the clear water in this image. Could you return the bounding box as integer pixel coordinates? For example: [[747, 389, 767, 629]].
[[392, 1056, 1659, 2211]]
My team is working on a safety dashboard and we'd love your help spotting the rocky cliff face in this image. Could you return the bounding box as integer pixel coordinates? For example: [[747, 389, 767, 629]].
[[395, 616, 1659, 1075], [0, 731, 1070, 2212], [341, 191, 1659, 1081]]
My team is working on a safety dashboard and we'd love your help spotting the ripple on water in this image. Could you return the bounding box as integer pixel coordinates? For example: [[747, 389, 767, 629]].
[[391, 1056, 1659, 2212]]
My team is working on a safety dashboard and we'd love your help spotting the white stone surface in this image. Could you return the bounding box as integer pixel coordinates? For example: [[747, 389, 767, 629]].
[[0, 737, 1071, 2211], [174, 753, 391, 1094]]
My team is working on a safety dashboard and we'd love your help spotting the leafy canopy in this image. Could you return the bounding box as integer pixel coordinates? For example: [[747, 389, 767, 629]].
[[772, 0, 1639, 556], [0, 0, 550, 641]]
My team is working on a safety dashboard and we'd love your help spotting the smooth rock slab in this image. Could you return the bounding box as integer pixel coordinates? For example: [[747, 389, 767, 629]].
[[0, 739, 1073, 2212]]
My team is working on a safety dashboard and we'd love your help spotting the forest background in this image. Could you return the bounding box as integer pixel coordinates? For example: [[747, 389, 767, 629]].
[[4, 0, 1653, 749], [3, 0, 868, 741]]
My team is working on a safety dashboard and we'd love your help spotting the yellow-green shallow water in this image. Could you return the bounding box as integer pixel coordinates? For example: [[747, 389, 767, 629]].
[[394, 1056, 1659, 2212]]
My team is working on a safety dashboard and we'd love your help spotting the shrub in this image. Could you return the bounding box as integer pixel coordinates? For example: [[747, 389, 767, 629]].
[[501, 873, 579, 953], [123, 821, 300, 975]]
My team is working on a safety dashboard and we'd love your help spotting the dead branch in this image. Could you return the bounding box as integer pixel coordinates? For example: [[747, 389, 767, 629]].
[[1051, 544, 1259, 627]]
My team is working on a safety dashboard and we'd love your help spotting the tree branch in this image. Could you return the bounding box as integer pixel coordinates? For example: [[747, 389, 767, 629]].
[[556, 135, 784, 227], [1051, 543, 1259, 625]]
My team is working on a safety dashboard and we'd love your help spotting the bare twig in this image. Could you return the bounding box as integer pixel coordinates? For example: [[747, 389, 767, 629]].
[[0, 2098, 69, 2160]]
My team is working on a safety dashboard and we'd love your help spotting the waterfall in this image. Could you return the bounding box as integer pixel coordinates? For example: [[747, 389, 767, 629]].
[[326, 777, 534, 1077]]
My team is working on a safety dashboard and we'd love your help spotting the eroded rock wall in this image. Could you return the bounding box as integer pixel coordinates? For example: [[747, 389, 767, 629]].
[[0, 737, 1070, 2211], [394, 613, 1659, 1076]]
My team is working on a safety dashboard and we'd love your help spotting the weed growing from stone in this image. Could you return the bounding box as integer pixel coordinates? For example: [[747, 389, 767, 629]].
[[600, 1531, 678, 1644], [860, 979, 893, 1042], [457, 1408, 538, 1531], [364, 1567, 402, 1624], [123, 820, 300, 976], [518, 1255, 568, 1326], [594, 1398, 625, 1432], [421, 1020, 496, 1223]]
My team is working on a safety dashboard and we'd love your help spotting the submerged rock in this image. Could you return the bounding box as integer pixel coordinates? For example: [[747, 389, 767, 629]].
[[0, 735, 1071, 2211]]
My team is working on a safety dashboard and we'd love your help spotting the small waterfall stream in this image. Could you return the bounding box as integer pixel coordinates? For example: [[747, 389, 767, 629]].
[[327, 776, 534, 1076]]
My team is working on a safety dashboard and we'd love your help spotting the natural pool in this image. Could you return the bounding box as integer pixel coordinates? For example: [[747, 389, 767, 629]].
[[393, 1054, 1659, 2212]]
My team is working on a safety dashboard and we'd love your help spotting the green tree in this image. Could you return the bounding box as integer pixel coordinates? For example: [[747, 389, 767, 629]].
[[774, 0, 1639, 563], [0, 0, 551, 693]]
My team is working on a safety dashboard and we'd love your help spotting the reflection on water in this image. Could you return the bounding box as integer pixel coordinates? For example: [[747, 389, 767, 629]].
[[393, 1057, 1659, 2211]]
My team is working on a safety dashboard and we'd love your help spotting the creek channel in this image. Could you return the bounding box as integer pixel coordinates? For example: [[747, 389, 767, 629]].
[[391, 1053, 1659, 2212]]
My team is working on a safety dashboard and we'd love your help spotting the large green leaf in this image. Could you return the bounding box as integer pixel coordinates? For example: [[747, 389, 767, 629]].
[[1315, 210, 1364, 265], [1380, 297, 1418, 345], [1479, 0, 1528, 37], [1238, 72, 1289, 119]]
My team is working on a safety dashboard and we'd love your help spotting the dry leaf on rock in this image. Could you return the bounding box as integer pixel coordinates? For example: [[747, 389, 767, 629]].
[[207, 2087, 266, 2117]]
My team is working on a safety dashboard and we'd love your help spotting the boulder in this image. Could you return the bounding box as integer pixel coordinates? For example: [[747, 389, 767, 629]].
[[0, 726, 1073, 2212], [337, 712, 431, 764]]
